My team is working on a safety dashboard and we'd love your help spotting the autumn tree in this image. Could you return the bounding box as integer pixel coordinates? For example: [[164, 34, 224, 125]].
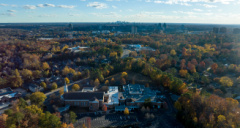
[[62, 66, 70, 76], [180, 59, 186, 69], [102, 105, 107, 112], [72, 84, 80, 91], [51, 82, 58, 90], [220, 76, 233, 87], [30, 92, 47, 106], [40, 82, 47, 89], [149, 57, 156, 64], [121, 72, 128, 78], [211, 63, 218, 73], [124, 107, 129, 115], [94, 78, 100, 87], [179, 69, 188, 77], [42, 62, 50, 71], [69, 111, 77, 124], [59, 89, 64, 95], [65, 77, 70, 84], [110, 78, 115, 85], [120, 78, 126, 85], [10, 69, 23, 88], [170, 49, 176, 56], [104, 80, 109, 86], [21, 69, 33, 81], [39, 111, 62, 128]]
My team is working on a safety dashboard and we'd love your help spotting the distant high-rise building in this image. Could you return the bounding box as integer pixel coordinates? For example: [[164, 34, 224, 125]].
[[213, 27, 219, 33], [163, 23, 167, 30], [131, 26, 137, 34], [233, 28, 240, 34], [68, 23, 73, 30], [219, 27, 227, 33]]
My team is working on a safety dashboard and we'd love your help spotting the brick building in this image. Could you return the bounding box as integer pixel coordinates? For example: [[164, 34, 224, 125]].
[[62, 92, 104, 111]]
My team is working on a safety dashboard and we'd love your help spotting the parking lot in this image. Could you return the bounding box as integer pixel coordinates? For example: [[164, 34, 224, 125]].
[[75, 113, 138, 128]]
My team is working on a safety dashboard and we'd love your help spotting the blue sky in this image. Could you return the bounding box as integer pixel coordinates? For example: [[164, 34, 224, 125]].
[[0, 0, 240, 24]]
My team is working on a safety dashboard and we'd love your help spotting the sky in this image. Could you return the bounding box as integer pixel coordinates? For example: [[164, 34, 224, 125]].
[[0, 0, 240, 24]]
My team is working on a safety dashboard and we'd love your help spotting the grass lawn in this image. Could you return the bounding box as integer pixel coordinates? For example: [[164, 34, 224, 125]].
[[105, 71, 153, 86]]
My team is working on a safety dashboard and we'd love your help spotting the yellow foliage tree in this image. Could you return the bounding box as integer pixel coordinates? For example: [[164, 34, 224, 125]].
[[220, 76, 233, 87], [149, 57, 156, 64], [121, 72, 128, 78], [124, 107, 129, 115], [42, 62, 50, 70], [72, 84, 80, 91], [65, 77, 70, 84], [170, 49, 177, 56], [179, 69, 188, 77]]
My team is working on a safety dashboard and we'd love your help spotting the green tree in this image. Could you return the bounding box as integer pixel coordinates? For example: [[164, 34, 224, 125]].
[[51, 82, 58, 90], [193, 72, 200, 81], [10, 69, 23, 88], [25, 105, 43, 115], [40, 82, 47, 89], [18, 98, 27, 109], [69, 111, 77, 123], [39, 111, 62, 128], [21, 69, 33, 81], [201, 76, 210, 85], [72, 84, 80, 91], [30, 92, 47, 106]]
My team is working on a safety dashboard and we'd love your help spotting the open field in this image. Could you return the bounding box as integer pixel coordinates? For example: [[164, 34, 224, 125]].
[[105, 71, 153, 86]]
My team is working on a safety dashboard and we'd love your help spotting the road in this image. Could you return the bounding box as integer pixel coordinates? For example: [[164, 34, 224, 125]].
[[45, 77, 89, 97]]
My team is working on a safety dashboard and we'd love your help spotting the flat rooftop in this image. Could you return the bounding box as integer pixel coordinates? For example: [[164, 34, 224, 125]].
[[122, 84, 159, 102], [106, 86, 119, 105]]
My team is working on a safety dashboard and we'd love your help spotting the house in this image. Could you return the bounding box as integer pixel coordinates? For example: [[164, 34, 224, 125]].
[[0, 87, 21, 104]]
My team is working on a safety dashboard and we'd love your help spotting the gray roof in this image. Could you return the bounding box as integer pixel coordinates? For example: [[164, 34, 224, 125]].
[[0, 87, 13, 96], [63, 92, 104, 100]]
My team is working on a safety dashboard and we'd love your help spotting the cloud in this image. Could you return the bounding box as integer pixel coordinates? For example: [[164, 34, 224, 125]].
[[193, 8, 203, 11], [43, 3, 55, 7], [112, 5, 117, 8], [38, 14, 57, 17], [69, 14, 81, 16], [151, 0, 234, 5], [154, 0, 191, 6], [23, 5, 37, 9], [57, 5, 75, 8], [0, 3, 8, 6], [1, 13, 15, 16], [7, 10, 16, 12], [91, 12, 120, 17], [87, 2, 108, 9], [37, 4, 44, 7], [80, 0, 86, 1], [201, 4, 217, 8]]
